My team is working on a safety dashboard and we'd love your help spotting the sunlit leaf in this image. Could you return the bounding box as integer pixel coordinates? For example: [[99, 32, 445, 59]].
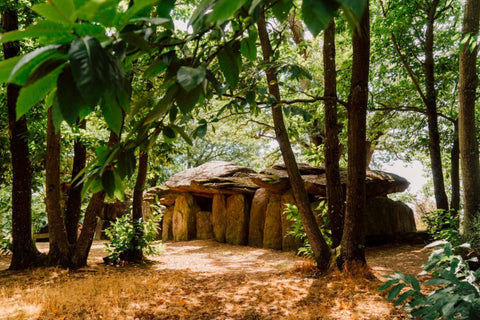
[[177, 66, 206, 92]]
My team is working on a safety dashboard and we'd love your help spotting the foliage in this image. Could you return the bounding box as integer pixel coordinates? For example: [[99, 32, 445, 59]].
[[463, 216, 480, 250], [379, 241, 480, 320], [284, 201, 332, 258], [422, 209, 460, 245], [104, 211, 163, 265]]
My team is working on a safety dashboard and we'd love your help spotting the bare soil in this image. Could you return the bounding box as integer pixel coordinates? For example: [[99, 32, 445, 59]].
[[0, 240, 430, 319]]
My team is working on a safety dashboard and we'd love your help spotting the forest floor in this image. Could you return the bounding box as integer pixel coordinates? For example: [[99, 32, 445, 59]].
[[0, 240, 431, 320]]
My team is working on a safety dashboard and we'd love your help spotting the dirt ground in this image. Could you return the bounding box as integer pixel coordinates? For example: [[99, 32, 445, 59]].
[[0, 240, 430, 320]]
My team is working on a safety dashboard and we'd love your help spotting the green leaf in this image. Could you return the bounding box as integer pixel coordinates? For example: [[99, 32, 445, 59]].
[[24, 59, 67, 86], [69, 36, 110, 106], [301, 0, 339, 36], [101, 92, 124, 135], [170, 124, 192, 145], [32, 0, 76, 26], [177, 66, 206, 92], [272, 0, 293, 22], [157, 0, 176, 18], [217, 42, 242, 88], [189, 0, 215, 32], [120, 0, 155, 28], [162, 126, 176, 139], [0, 20, 74, 44], [0, 56, 21, 83], [169, 105, 178, 123], [378, 279, 400, 292], [240, 29, 257, 62], [176, 85, 202, 114], [17, 65, 64, 119], [8, 44, 63, 85], [338, 0, 366, 21], [143, 58, 168, 78], [209, 0, 248, 25], [117, 149, 136, 179], [56, 67, 88, 125], [102, 170, 116, 198], [143, 85, 178, 125], [387, 283, 406, 302], [75, 0, 119, 27], [394, 290, 416, 306], [194, 123, 208, 139]]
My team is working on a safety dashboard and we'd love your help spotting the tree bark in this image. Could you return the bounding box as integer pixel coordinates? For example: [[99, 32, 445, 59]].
[[341, 1, 370, 268], [459, 0, 480, 235], [46, 108, 71, 266], [257, 9, 332, 272], [65, 120, 87, 245], [125, 150, 149, 262], [450, 121, 460, 213], [70, 131, 120, 268], [424, 0, 449, 212], [2, 7, 42, 270], [323, 18, 344, 248]]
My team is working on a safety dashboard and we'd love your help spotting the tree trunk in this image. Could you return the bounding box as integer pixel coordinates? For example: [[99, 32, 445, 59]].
[[450, 121, 460, 213], [46, 108, 71, 266], [424, 0, 449, 213], [459, 0, 480, 236], [341, 1, 370, 269], [257, 9, 332, 272], [124, 150, 149, 262], [70, 131, 120, 268], [323, 18, 344, 248], [65, 120, 87, 245], [2, 8, 42, 270]]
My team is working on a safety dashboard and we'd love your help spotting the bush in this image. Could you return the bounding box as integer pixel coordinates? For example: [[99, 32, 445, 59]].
[[284, 201, 331, 259], [379, 241, 480, 319], [422, 209, 460, 245], [104, 212, 163, 265]]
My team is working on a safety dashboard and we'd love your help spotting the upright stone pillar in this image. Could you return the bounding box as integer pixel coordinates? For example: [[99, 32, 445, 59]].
[[162, 206, 174, 241], [212, 194, 227, 242], [172, 194, 198, 241], [248, 188, 269, 247], [226, 194, 249, 245], [263, 194, 282, 250]]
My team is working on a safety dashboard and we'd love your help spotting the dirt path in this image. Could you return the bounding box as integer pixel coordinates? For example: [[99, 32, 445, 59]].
[[0, 240, 430, 319]]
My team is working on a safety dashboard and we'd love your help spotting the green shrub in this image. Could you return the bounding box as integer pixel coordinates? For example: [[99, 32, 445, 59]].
[[422, 209, 460, 245], [284, 201, 331, 259], [104, 212, 163, 265], [379, 241, 480, 319]]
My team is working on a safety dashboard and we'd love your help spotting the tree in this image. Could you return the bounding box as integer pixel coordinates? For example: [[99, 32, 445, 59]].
[[458, 0, 480, 236], [341, 0, 370, 269], [1, 5, 42, 270]]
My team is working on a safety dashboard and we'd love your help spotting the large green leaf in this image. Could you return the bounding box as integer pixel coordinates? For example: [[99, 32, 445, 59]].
[[301, 0, 339, 36], [56, 67, 88, 125], [240, 29, 257, 62], [177, 66, 206, 92], [189, 0, 215, 32], [117, 148, 137, 179], [24, 59, 67, 86], [119, 0, 155, 29], [8, 44, 64, 85], [17, 65, 64, 119], [0, 56, 21, 83], [75, 0, 120, 28], [143, 85, 178, 125], [0, 20, 74, 44], [217, 42, 242, 88], [272, 0, 293, 22], [69, 36, 109, 106], [176, 85, 202, 114], [209, 0, 248, 25], [101, 92, 124, 135], [32, 0, 76, 26], [102, 170, 116, 198], [338, 0, 366, 20]]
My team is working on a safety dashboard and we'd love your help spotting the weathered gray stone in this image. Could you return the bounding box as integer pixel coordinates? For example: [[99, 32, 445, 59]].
[[172, 194, 198, 241], [263, 194, 282, 250], [248, 188, 269, 247], [196, 211, 214, 240], [162, 206, 174, 241], [281, 190, 301, 251], [365, 196, 416, 238], [212, 194, 227, 242], [226, 194, 249, 245]]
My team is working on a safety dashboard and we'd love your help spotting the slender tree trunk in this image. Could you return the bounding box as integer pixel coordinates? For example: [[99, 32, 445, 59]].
[[459, 0, 480, 236], [450, 121, 460, 213], [65, 120, 87, 245], [45, 108, 71, 266], [424, 0, 449, 212], [257, 9, 331, 272], [341, 1, 370, 269], [125, 150, 149, 262], [323, 18, 344, 248], [3, 8, 42, 270], [70, 131, 120, 268]]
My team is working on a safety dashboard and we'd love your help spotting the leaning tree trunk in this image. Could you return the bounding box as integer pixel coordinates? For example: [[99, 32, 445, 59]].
[[257, 9, 332, 272], [2, 8, 42, 270], [424, 0, 449, 213], [323, 18, 345, 248], [341, 1, 370, 269], [65, 120, 87, 245], [45, 108, 71, 266], [70, 131, 120, 268], [124, 150, 149, 262], [459, 0, 480, 236]]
